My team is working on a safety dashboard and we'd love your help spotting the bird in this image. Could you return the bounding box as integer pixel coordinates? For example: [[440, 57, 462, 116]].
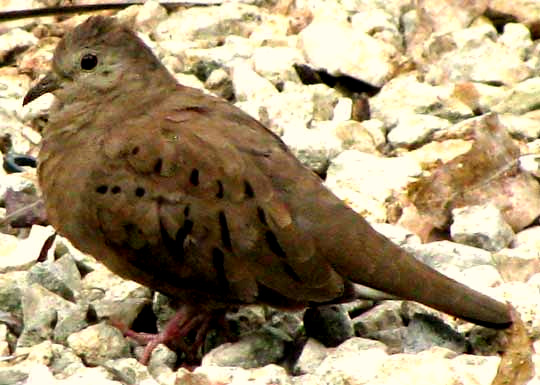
[[23, 15, 511, 363]]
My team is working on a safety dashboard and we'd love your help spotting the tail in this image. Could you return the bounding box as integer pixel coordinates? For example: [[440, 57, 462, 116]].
[[326, 214, 512, 328]]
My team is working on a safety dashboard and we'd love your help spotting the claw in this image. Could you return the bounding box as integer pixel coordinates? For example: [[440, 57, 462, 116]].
[[113, 305, 224, 365]]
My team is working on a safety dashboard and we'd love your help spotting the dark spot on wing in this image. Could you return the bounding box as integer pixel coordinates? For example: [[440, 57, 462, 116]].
[[190, 169, 199, 186], [216, 180, 224, 199], [154, 158, 163, 174], [257, 207, 267, 226], [96, 185, 108, 194], [244, 180, 254, 198], [265, 230, 286, 259], [218, 211, 232, 251]]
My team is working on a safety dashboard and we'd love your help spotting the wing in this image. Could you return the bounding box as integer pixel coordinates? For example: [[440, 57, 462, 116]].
[[88, 84, 347, 308]]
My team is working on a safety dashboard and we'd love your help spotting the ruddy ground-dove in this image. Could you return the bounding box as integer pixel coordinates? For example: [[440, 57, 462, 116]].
[[24, 16, 511, 362]]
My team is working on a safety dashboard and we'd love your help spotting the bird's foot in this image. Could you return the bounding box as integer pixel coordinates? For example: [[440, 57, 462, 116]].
[[115, 305, 221, 365]]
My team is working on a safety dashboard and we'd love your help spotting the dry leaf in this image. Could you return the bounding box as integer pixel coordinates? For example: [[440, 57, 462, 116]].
[[408, 113, 540, 240], [491, 305, 535, 385]]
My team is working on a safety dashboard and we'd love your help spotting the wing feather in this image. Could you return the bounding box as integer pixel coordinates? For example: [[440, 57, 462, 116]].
[[91, 85, 345, 307]]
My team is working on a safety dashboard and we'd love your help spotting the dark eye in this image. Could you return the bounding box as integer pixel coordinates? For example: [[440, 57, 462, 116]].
[[80, 53, 98, 70]]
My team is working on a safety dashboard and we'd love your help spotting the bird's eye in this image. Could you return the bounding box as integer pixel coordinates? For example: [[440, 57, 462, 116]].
[[80, 53, 98, 70]]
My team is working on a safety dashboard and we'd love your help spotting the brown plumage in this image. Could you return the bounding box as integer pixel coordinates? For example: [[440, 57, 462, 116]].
[[24, 16, 511, 360]]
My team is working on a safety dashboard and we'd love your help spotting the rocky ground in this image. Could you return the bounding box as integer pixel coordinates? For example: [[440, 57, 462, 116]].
[[0, 0, 540, 384]]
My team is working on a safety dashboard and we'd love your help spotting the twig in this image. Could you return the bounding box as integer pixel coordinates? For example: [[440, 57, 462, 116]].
[[0, 198, 43, 226], [0, 1, 223, 21]]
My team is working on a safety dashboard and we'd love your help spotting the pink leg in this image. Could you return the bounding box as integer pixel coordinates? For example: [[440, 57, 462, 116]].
[[116, 305, 220, 365]]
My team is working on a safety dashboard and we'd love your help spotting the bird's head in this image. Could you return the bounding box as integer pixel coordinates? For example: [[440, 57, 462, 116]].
[[24, 15, 170, 106]]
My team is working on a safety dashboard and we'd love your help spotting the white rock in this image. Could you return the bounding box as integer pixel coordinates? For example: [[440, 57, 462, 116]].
[[499, 113, 540, 140], [154, 2, 260, 43], [497, 282, 540, 340], [291, 373, 325, 385], [425, 38, 531, 85], [179, 36, 257, 73], [59, 367, 120, 385], [407, 241, 495, 275], [264, 91, 313, 135], [370, 73, 473, 127], [366, 348, 498, 385], [513, 225, 540, 251], [459, 265, 505, 293], [252, 46, 303, 85], [194, 365, 245, 385], [174, 73, 205, 91], [102, 358, 155, 385], [519, 154, 540, 178], [81, 267, 151, 328], [133, 0, 168, 34], [0, 225, 55, 273], [282, 125, 342, 174], [332, 98, 353, 122], [469, 82, 511, 112], [0, 28, 37, 63], [315, 338, 389, 384], [66, 323, 130, 366], [0, 172, 37, 205], [248, 14, 293, 46], [196, 364, 293, 385], [359, 119, 387, 148], [451, 354, 501, 385], [489, 0, 540, 36], [325, 150, 422, 222], [388, 114, 451, 148], [493, 77, 540, 114], [233, 364, 292, 385], [451, 204, 515, 252], [298, 18, 400, 87], [232, 61, 278, 102], [350, 8, 402, 49], [23, 364, 55, 385], [498, 23, 534, 60], [293, 338, 328, 375], [325, 120, 381, 154]]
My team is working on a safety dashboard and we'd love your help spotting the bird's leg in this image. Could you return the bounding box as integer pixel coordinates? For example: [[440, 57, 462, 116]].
[[118, 304, 225, 365]]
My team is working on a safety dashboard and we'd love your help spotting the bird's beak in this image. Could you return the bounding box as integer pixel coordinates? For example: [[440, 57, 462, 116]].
[[23, 72, 60, 106]]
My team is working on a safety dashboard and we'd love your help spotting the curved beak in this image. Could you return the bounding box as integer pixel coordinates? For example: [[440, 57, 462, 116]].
[[23, 72, 60, 106]]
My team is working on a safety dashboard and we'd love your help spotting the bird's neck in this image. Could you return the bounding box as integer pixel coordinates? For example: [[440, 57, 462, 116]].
[[105, 65, 178, 110]]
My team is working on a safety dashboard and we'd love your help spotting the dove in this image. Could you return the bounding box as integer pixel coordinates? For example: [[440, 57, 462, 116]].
[[23, 15, 511, 362]]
